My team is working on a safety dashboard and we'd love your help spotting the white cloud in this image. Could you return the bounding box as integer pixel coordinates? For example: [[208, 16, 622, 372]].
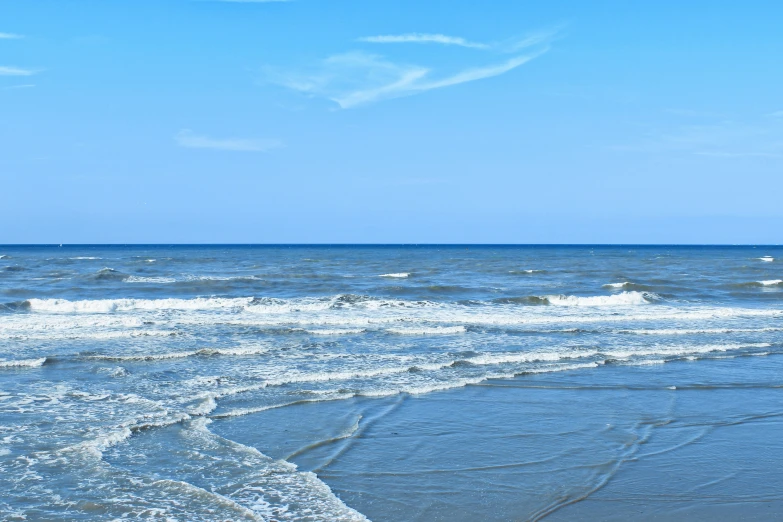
[[337, 53, 541, 108], [769, 110, 783, 118], [266, 47, 548, 108], [357, 27, 564, 53], [358, 33, 489, 50], [266, 27, 558, 108], [0, 32, 23, 39], [2, 84, 35, 90], [0, 66, 36, 76], [500, 28, 564, 52], [175, 130, 283, 152]]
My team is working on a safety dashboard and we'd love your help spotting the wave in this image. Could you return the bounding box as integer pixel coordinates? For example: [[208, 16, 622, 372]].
[[25, 296, 254, 313], [88, 346, 270, 362], [3, 329, 178, 341], [122, 274, 263, 285], [212, 342, 773, 406], [14, 296, 781, 337], [617, 327, 783, 335], [71, 412, 191, 460], [70, 257, 102, 260], [0, 357, 46, 368], [509, 269, 543, 274], [124, 276, 178, 284], [16, 292, 655, 317], [91, 267, 128, 281], [491, 296, 548, 305], [544, 291, 657, 306], [466, 293, 655, 307], [734, 279, 783, 288], [387, 326, 467, 335], [379, 273, 410, 278], [190, 394, 218, 416], [759, 256, 775, 262], [184, 275, 264, 282], [304, 328, 366, 335], [0, 255, 9, 259]]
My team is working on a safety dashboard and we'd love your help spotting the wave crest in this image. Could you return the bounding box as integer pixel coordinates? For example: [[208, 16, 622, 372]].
[[543, 291, 657, 306], [0, 357, 46, 368]]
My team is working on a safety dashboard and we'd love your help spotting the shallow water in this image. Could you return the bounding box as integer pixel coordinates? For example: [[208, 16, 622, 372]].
[[1, 245, 781, 520]]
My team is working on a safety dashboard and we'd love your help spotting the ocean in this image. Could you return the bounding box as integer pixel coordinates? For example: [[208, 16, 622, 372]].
[[1, 245, 782, 521]]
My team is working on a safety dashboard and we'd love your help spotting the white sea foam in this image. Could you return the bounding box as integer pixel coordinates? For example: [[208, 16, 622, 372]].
[[758, 279, 783, 286], [190, 394, 218, 416], [1, 329, 178, 341], [387, 326, 467, 335], [26, 297, 253, 313], [603, 282, 631, 289], [0, 255, 9, 259], [90, 345, 271, 362], [77, 427, 133, 458], [379, 273, 410, 278], [70, 256, 102, 260], [759, 256, 775, 262], [304, 328, 366, 335], [618, 327, 783, 335], [0, 357, 46, 368], [184, 274, 263, 282], [73, 412, 192, 459], [544, 291, 655, 306], [599, 342, 770, 361], [125, 276, 177, 284]]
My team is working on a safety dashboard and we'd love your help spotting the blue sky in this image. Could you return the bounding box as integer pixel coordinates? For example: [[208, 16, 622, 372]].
[[1, 0, 782, 243]]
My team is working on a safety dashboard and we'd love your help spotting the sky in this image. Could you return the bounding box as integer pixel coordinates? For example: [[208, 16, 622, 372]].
[[1, 0, 782, 244]]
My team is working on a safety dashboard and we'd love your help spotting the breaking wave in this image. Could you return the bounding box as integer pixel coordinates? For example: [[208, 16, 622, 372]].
[[543, 291, 657, 306], [0, 357, 46, 368], [125, 276, 178, 284], [387, 326, 467, 335]]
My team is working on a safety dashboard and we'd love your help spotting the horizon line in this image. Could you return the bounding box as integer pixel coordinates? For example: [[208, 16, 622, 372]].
[[1, 243, 781, 247]]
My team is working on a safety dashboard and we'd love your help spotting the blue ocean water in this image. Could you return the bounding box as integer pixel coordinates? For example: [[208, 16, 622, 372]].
[[1, 245, 782, 520]]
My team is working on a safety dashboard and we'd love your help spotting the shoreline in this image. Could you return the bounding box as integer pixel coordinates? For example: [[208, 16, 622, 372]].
[[211, 353, 783, 521]]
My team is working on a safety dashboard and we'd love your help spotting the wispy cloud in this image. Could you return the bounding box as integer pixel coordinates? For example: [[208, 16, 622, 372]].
[[213, 0, 291, 3], [500, 28, 564, 52], [358, 33, 489, 50], [265, 28, 557, 108], [175, 130, 283, 152], [2, 84, 35, 90], [769, 110, 783, 118], [0, 32, 23, 39], [0, 66, 36, 76]]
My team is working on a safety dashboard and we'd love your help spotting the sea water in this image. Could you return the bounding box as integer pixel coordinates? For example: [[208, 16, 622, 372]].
[[1, 245, 781, 520]]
